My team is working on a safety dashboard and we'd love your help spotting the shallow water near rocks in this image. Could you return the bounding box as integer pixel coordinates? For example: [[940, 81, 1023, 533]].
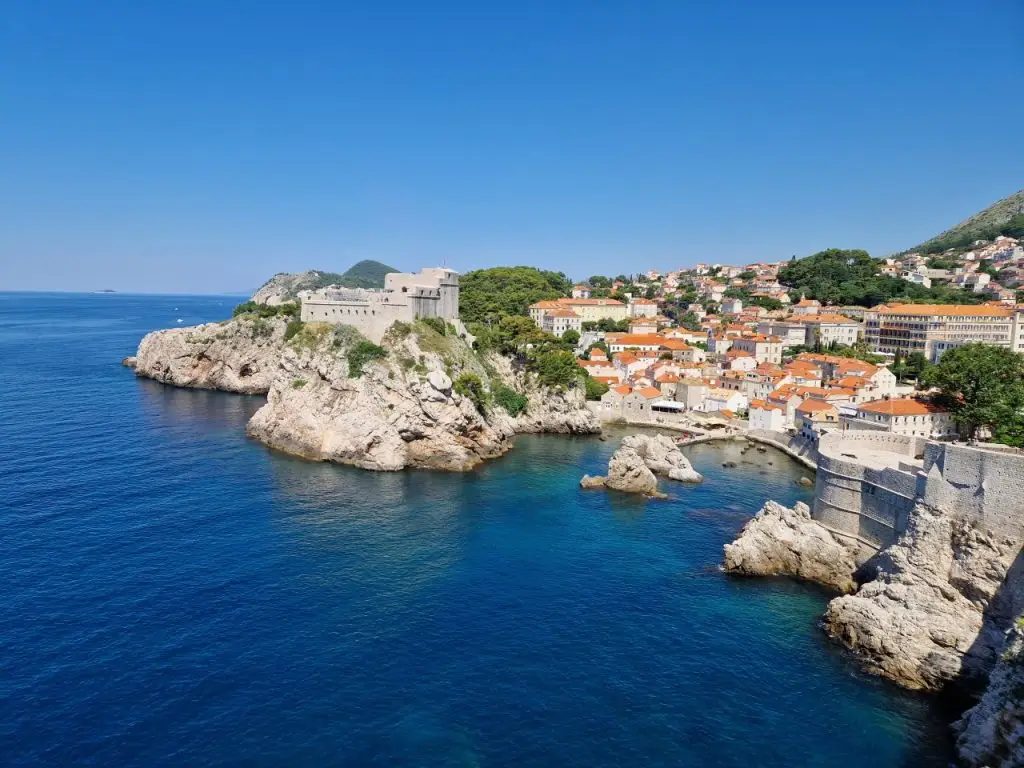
[[0, 292, 954, 766]]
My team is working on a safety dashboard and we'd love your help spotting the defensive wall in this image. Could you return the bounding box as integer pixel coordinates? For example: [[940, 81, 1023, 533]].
[[811, 432, 1024, 561]]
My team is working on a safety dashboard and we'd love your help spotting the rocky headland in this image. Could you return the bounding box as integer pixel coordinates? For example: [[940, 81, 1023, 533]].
[[724, 494, 1024, 765], [130, 312, 599, 472], [723, 500, 857, 593], [580, 433, 702, 497]]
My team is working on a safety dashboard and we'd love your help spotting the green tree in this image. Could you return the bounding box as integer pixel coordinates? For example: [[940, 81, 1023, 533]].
[[561, 329, 580, 346], [459, 266, 572, 324], [921, 343, 1024, 440]]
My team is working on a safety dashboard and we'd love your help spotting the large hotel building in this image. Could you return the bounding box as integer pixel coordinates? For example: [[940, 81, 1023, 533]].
[[864, 303, 1024, 362]]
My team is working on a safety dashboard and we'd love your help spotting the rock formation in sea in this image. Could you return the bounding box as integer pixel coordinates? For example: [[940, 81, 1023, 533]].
[[131, 316, 599, 472], [722, 500, 858, 593], [580, 433, 701, 497], [956, 620, 1024, 767], [823, 504, 1022, 692], [133, 315, 288, 395]]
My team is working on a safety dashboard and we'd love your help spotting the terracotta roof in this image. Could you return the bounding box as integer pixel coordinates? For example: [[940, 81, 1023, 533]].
[[750, 399, 783, 412], [797, 399, 836, 414], [529, 300, 561, 309], [557, 297, 625, 306], [611, 334, 665, 346], [836, 376, 869, 388], [857, 398, 949, 416], [655, 373, 680, 383], [611, 385, 631, 396], [873, 304, 1012, 317], [633, 386, 663, 399], [547, 309, 579, 318], [658, 339, 692, 350], [726, 349, 754, 357], [593, 376, 619, 385]]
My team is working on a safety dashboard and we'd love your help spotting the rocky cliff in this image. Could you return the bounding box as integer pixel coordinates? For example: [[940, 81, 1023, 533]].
[[956, 621, 1024, 767], [723, 500, 858, 593], [132, 315, 598, 471], [133, 315, 288, 395], [823, 504, 1022, 693]]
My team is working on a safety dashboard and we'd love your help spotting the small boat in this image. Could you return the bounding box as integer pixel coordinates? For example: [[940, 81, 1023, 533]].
[[176, 318, 183, 323]]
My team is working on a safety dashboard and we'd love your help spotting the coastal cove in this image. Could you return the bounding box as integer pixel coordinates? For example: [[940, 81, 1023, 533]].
[[0, 292, 956, 766]]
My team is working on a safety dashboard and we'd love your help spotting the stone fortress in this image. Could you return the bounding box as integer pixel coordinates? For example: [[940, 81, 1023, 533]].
[[811, 430, 1024, 561], [298, 267, 462, 343]]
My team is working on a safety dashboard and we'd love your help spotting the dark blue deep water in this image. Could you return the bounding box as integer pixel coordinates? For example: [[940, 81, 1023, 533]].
[[0, 292, 954, 766]]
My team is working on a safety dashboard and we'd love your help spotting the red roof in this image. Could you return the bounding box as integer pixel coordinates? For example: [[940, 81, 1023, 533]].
[[857, 398, 948, 416]]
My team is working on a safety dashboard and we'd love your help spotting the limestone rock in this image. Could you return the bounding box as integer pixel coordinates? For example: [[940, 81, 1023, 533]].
[[723, 500, 858, 593], [822, 504, 1021, 691], [427, 369, 452, 392], [956, 621, 1024, 768], [605, 445, 663, 497], [622, 433, 703, 483], [121, 356, 137, 369], [133, 316, 287, 394], [579, 474, 606, 489]]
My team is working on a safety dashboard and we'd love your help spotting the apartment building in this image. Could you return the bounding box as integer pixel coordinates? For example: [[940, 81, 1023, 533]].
[[863, 304, 1024, 362]]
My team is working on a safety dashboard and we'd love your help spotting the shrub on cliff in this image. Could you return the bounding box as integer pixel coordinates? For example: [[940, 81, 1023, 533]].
[[454, 373, 490, 413], [283, 319, 304, 341], [347, 340, 388, 377], [232, 301, 299, 319], [492, 382, 528, 416]]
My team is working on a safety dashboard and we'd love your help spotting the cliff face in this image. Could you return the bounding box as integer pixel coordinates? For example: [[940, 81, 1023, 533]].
[[244, 325, 517, 471], [956, 621, 1024, 767], [133, 316, 287, 395], [823, 504, 1021, 692]]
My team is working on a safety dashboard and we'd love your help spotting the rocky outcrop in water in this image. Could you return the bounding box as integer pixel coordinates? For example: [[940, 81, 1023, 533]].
[[823, 504, 1022, 692], [133, 315, 288, 395], [580, 433, 700, 497], [722, 500, 857, 593], [131, 311, 599, 472], [956, 621, 1024, 767], [622, 433, 703, 483], [603, 444, 664, 497]]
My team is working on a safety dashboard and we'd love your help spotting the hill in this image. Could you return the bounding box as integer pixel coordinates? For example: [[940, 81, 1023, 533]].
[[914, 189, 1024, 254], [777, 248, 983, 307], [250, 260, 398, 305]]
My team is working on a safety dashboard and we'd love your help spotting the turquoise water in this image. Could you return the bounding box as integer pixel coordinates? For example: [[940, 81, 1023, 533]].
[[0, 292, 953, 766]]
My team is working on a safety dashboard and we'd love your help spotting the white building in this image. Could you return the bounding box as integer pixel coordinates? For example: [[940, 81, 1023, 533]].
[[542, 308, 582, 337], [842, 398, 956, 439]]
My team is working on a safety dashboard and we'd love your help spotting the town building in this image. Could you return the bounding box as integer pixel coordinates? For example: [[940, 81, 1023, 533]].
[[863, 304, 1024, 362], [842, 398, 956, 439], [571, 284, 592, 299], [542, 308, 582, 337], [299, 267, 460, 343], [748, 399, 786, 431], [731, 335, 783, 365]]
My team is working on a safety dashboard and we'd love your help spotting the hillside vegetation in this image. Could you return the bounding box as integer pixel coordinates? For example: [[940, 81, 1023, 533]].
[[914, 188, 1024, 254], [778, 249, 983, 307], [458, 266, 572, 324]]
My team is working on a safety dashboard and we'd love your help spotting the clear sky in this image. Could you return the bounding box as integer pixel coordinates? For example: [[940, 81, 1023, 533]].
[[2, 0, 1022, 293]]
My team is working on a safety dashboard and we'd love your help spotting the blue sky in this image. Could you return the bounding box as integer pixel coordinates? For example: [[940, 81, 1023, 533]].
[[1, 0, 1022, 293]]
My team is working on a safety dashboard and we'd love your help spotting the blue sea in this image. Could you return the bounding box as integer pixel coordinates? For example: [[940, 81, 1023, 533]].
[[0, 292, 954, 766]]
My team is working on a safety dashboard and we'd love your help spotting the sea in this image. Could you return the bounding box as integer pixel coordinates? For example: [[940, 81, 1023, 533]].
[[0, 292, 955, 767]]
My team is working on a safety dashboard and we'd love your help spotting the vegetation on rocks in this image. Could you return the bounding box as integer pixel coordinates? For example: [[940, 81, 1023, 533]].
[[283, 319, 304, 341], [491, 382, 529, 416], [233, 300, 299, 318], [453, 373, 489, 413], [347, 340, 388, 378]]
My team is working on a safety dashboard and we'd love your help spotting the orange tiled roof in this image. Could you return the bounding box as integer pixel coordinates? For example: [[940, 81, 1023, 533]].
[[633, 386, 663, 399], [857, 398, 949, 416], [797, 398, 836, 414]]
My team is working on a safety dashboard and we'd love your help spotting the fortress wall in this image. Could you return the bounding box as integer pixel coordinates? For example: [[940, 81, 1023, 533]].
[[812, 433, 1024, 560], [920, 443, 1024, 542]]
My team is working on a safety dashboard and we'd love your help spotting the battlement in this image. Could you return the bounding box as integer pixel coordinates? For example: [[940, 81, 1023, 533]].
[[299, 267, 460, 343]]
